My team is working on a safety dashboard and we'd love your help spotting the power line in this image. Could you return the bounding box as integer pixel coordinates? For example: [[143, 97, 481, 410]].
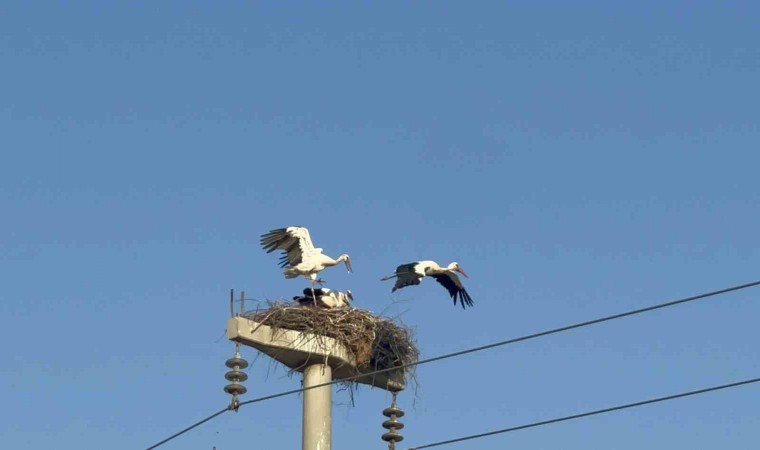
[[147, 409, 227, 450], [145, 279, 760, 449], [407, 376, 760, 449]]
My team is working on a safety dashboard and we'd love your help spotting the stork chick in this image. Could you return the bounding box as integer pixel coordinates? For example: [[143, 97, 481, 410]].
[[293, 288, 354, 309]]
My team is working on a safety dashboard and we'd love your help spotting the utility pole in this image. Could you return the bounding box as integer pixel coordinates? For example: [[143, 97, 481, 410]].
[[302, 364, 332, 449], [226, 315, 405, 450]]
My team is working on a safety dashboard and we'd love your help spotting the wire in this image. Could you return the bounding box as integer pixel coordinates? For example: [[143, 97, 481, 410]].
[[407, 376, 760, 449], [145, 279, 760, 449], [146, 408, 228, 450]]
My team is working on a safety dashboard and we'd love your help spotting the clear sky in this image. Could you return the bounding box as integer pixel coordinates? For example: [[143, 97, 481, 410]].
[[2, 2, 759, 449]]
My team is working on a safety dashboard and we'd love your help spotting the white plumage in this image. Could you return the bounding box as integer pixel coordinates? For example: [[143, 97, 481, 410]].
[[381, 260, 474, 309], [260, 226, 352, 284]]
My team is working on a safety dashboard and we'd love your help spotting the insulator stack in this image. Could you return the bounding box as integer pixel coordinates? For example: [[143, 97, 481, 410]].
[[224, 343, 249, 411], [381, 392, 405, 450]]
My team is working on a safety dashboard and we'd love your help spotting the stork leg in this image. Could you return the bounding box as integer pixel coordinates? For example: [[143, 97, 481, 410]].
[[305, 274, 325, 307], [309, 280, 319, 307]]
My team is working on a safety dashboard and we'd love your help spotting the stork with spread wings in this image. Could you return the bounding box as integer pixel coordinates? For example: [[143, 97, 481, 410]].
[[381, 260, 473, 309], [260, 226, 352, 289]]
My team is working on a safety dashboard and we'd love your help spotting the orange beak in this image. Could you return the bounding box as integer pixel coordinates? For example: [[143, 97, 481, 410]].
[[456, 267, 469, 278]]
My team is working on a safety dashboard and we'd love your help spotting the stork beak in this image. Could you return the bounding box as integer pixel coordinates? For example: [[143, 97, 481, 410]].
[[456, 267, 469, 278], [345, 259, 353, 274], [346, 290, 353, 302]]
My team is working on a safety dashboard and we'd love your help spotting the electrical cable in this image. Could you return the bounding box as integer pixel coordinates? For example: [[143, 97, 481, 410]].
[[146, 408, 228, 450], [407, 376, 760, 449], [145, 279, 760, 449]]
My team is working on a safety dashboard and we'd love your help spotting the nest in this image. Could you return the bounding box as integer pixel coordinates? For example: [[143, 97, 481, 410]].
[[244, 301, 419, 389]]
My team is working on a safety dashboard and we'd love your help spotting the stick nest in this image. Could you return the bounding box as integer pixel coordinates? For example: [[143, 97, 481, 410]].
[[244, 301, 419, 387]]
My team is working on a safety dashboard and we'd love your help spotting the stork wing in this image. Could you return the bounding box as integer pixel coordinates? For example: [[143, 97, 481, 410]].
[[293, 295, 312, 305], [294, 288, 328, 305], [260, 226, 321, 268], [302, 287, 329, 297], [431, 272, 474, 309], [391, 263, 423, 292]]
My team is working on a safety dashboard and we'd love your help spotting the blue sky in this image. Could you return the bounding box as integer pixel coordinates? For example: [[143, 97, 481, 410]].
[[2, 2, 759, 449]]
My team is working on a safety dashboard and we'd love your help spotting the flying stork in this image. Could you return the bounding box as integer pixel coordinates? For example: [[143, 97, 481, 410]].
[[260, 226, 352, 288], [293, 287, 353, 309], [381, 261, 474, 309]]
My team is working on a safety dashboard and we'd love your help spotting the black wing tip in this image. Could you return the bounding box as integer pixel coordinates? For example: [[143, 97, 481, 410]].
[[259, 228, 289, 242], [260, 228, 286, 236], [453, 289, 474, 309]]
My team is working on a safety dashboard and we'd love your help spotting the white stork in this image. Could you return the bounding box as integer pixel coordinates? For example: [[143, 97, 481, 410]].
[[260, 226, 352, 288], [293, 287, 353, 309], [381, 261, 474, 309]]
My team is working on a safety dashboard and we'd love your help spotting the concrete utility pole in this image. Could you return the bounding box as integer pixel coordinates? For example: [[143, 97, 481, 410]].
[[227, 316, 405, 450], [302, 364, 332, 450]]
